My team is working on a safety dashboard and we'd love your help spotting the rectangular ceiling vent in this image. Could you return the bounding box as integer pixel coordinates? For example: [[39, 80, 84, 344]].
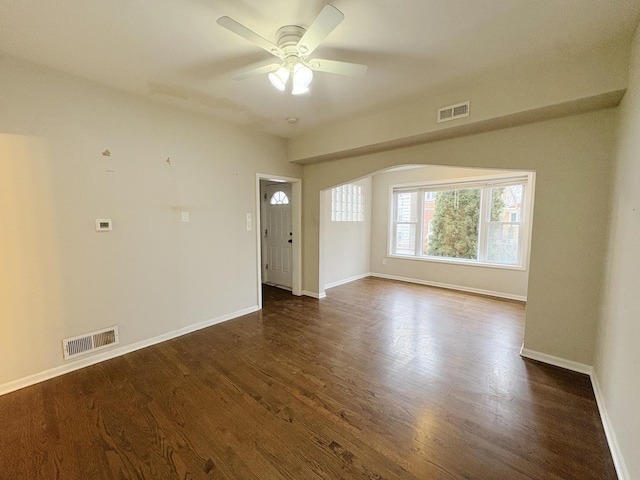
[[437, 101, 470, 123], [62, 326, 119, 360]]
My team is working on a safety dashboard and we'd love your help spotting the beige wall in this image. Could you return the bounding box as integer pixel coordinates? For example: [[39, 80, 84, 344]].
[[595, 21, 640, 480], [302, 109, 616, 366], [289, 40, 628, 163], [321, 177, 372, 289], [0, 55, 301, 388], [370, 166, 530, 299]]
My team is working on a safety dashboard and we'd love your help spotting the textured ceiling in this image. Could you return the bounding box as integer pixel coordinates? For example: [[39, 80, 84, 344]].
[[1, 0, 639, 137]]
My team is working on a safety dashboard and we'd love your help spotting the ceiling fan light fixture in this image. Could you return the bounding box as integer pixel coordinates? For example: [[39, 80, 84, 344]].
[[293, 63, 313, 88], [291, 84, 310, 96], [268, 66, 290, 91]]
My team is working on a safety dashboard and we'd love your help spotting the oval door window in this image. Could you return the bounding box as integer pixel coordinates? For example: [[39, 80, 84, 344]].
[[270, 190, 290, 205]]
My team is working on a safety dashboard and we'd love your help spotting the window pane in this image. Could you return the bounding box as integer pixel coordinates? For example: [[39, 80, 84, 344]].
[[426, 188, 480, 260], [270, 190, 289, 205], [395, 224, 416, 255], [422, 191, 436, 255], [487, 224, 520, 264], [490, 185, 523, 221], [396, 192, 417, 222]]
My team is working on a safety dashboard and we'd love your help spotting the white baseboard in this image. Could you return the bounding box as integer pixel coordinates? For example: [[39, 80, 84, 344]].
[[591, 373, 629, 480], [519, 345, 627, 479], [0, 305, 260, 397], [370, 272, 527, 302], [519, 345, 593, 375], [302, 290, 327, 299], [325, 273, 371, 290]]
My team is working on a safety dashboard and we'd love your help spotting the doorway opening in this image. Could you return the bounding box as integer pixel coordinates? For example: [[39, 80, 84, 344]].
[[256, 174, 302, 308], [262, 180, 293, 290]]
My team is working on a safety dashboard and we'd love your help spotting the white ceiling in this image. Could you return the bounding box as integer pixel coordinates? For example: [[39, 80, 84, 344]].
[[1, 0, 639, 138]]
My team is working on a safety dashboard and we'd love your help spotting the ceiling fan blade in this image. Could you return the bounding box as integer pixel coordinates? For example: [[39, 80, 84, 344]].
[[309, 59, 368, 77], [232, 63, 281, 80], [297, 5, 344, 56], [217, 16, 283, 58]]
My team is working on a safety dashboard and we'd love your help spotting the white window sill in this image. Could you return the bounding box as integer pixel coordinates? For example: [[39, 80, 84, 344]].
[[387, 254, 527, 272]]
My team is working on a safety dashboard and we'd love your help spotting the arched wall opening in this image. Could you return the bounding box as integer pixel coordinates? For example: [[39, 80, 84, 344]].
[[301, 108, 616, 366], [319, 164, 535, 301]]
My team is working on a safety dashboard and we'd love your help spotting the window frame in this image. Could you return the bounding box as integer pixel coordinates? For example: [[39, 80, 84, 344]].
[[391, 191, 420, 255], [387, 172, 535, 271]]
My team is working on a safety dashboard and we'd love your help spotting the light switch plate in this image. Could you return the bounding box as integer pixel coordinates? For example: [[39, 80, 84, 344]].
[[181, 212, 189, 223]]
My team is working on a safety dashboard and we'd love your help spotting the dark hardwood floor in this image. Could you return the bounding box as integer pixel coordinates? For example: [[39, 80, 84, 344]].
[[0, 278, 616, 479]]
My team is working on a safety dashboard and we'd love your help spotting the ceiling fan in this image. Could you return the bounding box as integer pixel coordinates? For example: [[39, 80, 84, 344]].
[[217, 5, 368, 95]]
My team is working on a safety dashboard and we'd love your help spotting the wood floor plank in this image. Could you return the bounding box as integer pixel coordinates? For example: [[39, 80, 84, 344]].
[[0, 278, 617, 479]]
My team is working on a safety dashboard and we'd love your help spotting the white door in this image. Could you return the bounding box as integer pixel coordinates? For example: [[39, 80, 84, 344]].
[[263, 183, 293, 289]]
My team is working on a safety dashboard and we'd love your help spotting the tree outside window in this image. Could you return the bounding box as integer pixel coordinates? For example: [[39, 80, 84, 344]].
[[391, 175, 531, 267]]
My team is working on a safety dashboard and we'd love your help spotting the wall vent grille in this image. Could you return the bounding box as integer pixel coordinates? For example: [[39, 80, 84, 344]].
[[63, 326, 119, 360], [437, 101, 470, 123]]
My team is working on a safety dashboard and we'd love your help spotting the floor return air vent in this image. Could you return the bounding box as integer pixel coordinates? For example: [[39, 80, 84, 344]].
[[437, 101, 470, 123], [62, 326, 120, 360]]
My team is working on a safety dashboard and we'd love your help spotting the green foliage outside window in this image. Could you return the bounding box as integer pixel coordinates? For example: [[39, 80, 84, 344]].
[[427, 188, 505, 259]]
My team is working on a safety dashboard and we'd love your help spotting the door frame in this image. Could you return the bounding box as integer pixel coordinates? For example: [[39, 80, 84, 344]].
[[255, 173, 302, 307]]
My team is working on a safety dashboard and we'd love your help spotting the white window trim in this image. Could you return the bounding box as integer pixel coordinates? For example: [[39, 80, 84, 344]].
[[387, 172, 535, 271]]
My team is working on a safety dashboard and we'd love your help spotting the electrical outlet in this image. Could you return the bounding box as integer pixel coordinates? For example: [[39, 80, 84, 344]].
[[95, 219, 112, 231], [382, 258, 387, 265]]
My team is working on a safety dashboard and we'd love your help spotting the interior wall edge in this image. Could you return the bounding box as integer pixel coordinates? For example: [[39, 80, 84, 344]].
[[591, 372, 630, 480], [520, 345, 628, 479]]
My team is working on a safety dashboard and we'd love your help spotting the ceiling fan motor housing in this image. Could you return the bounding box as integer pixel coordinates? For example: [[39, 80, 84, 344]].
[[276, 25, 308, 61]]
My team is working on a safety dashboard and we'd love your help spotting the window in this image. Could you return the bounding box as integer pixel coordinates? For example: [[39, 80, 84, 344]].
[[331, 183, 364, 222], [390, 174, 533, 268], [270, 190, 289, 205], [485, 184, 524, 264]]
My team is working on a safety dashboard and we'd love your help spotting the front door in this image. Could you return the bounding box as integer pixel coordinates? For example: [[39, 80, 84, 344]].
[[263, 183, 293, 289]]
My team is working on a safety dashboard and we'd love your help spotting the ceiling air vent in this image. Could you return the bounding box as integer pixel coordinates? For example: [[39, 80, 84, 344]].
[[437, 101, 470, 123], [62, 326, 120, 360]]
